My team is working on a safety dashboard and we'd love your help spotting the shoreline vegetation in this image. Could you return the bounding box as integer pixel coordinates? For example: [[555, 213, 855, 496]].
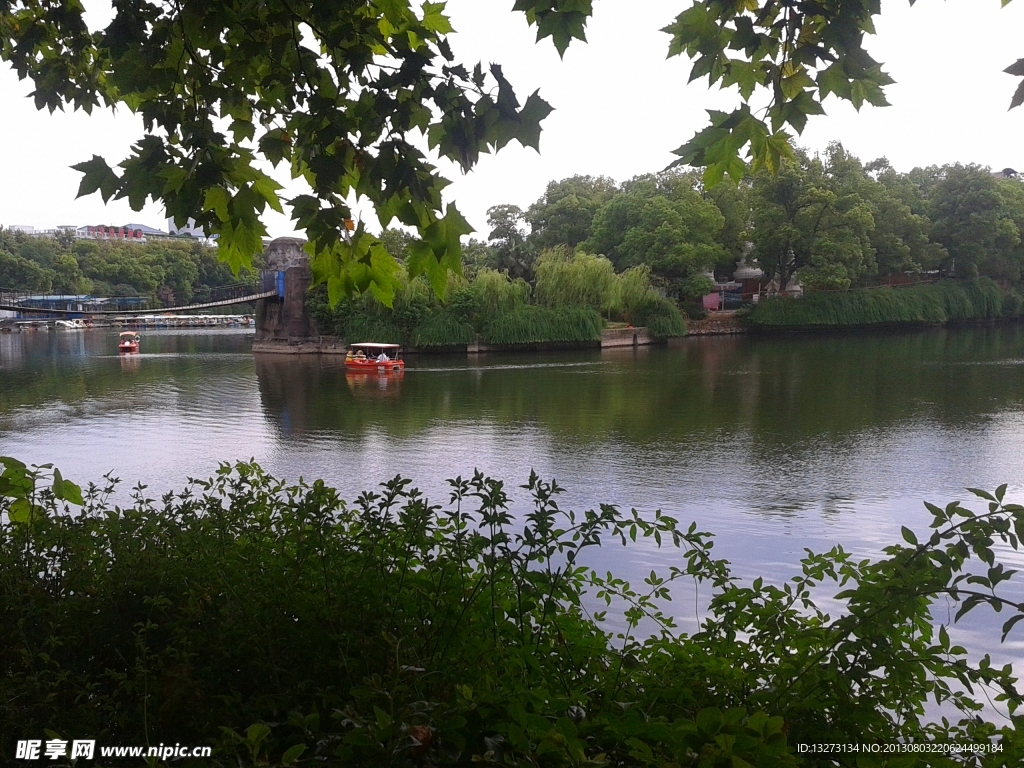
[[307, 251, 686, 351], [305, 274, 1024, 352], [1, 458, 1022, 766], [744, 279, 1018, 331], [299, 149, 1024, 351]]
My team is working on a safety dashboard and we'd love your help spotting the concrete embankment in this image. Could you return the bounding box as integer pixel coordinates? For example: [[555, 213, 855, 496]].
[[686, 311, 748, 336]]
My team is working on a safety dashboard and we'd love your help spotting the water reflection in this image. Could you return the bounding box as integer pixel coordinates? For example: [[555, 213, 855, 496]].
[[250, 327, 1024, 446]]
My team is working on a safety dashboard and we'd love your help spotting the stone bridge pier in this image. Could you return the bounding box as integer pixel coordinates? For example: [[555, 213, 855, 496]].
[[252, 237, 320, 353]]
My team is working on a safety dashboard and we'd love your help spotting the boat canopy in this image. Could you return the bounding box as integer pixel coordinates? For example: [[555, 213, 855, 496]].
[[119, 331, 139, 338], [350, 342, 400, 349]]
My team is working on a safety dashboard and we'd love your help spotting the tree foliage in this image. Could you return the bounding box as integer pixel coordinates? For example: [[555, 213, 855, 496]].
[[485, 204, 536, 281], [525, 174, 617, 250], [584, 172, 727, 294], [665, 1, 1024, 185], [929, 165, 1024, 281], [5, 1, 1018, 303], [0, 0, 562, 305], [750, 145, 876, 291], [0, 228, 250, 303]]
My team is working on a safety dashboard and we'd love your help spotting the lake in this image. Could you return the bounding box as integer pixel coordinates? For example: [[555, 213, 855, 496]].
[[2, 325, 1023, 669]]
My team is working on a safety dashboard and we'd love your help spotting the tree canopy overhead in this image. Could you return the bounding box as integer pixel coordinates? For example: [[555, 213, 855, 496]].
[[1, 0, 1020, 302], [0, 0, 568, 304]]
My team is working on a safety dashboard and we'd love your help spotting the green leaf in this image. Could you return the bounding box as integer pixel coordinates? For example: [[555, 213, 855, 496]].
[[253, 175, 284, 214], [722, 60, 763, 100], [281, 744, 306, 765], [1001, 613, 1024, 641], [421, 1, 453, 34], [514, 91, 554, 151], [8, 497, 33, 525], [246, 723, 271, 746], [1010, 79, 1024, 111], [1004, 58, 1024, 77], [901, 526, 918, 546], [51, 468, 82, 505], [72, 156, 120, 202], [204, 186, 231, 223], [696, 707, 723, 735], [61, 481, 84, 507]]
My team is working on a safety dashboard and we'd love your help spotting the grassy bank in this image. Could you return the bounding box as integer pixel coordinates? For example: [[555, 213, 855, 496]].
[[2, 458, 1022, 766], [746, 279, 1009, 329]]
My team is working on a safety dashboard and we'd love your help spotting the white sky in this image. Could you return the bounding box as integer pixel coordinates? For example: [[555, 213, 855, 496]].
[[0, 0, 1021, 238]]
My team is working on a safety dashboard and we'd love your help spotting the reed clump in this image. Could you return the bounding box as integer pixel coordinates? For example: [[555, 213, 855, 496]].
[[411, 307, 476, 348], [481, 305, 603, 345], [747, 279, 1005, 328]]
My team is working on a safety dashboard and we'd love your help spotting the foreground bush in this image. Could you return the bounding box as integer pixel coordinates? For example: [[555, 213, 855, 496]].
[[1, 457, 1023, 766], [747, 280, 1005, 328]]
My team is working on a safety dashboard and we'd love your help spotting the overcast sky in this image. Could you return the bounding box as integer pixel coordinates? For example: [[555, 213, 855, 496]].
[[1, 0, 1021, 238]]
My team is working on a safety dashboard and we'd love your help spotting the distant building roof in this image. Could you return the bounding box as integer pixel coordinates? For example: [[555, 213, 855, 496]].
[[125, 223, 170, 235], [992, 168, 1018, 179]]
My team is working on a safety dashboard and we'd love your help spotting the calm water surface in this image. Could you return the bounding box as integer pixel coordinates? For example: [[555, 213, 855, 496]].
[[2, 325, 1024, 665]]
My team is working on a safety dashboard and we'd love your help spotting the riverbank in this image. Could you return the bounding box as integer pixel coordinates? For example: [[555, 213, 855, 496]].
[[252, 325, 656, 354]]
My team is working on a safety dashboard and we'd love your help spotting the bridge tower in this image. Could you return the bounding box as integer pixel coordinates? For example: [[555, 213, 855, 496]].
[[254, 237, 318, 347]]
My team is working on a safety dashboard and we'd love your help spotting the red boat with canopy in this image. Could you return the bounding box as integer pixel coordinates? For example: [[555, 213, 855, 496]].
[[118, 331, 140, 354], [344, 343, 404, 374]]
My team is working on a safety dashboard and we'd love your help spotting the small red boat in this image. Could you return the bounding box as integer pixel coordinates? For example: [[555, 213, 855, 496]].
[[118, 331, 140, 354], [345, 342, 404, 374]]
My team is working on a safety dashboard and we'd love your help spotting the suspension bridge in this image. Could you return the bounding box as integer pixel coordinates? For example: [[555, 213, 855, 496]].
[[0, 271, 284, 317]]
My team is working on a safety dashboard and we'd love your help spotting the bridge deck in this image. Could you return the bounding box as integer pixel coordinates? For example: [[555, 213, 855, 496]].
[[0, 290, 279, 316]]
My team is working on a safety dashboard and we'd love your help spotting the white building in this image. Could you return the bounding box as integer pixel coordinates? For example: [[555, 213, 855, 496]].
[[167, 217, 206, 238]]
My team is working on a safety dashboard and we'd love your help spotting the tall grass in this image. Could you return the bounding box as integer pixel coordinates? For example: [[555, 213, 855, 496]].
[[342, 314, 403, 344], [412, 308, 476, 348], [481, 306, 603, 345], [747, 280, 1005, 328]]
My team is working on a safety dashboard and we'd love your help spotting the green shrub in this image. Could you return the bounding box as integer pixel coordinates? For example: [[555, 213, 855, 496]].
[[481, 305, 603, 345], [747, 279, 1005, 328], [1, 458, 1022, 766], [679, 298, 708, 321], [631, 295, 687, 338]]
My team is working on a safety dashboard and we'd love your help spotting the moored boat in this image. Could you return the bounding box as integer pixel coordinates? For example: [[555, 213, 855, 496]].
[[345, 342, 404, 374], [118, 331, 140, 354]]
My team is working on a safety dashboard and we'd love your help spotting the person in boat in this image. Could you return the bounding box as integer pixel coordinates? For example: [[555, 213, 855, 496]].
[[345, 350, 354, 362], [376, 351, 389, 362], [354, 350, 366, 360]]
